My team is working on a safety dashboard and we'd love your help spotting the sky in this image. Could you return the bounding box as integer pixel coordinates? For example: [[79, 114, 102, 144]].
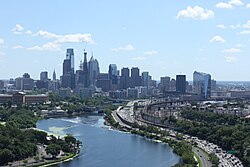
[[0, 0, 250, 81]]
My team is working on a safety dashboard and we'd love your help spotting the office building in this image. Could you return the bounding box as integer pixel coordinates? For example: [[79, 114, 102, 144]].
[[82, 50, 90, 87], [131, 67, 141, 87], [53, 70, 56, 81], [62, 49, 75, 89], [176, 75, 186, 94], [142, 72, 149, 89], [108, 64, 118, 85], [193, 71, 211, 99], [159, 76, 170, 92], [119, 67, 130, 89], [40, 71, 48, 81], [88, 54, 100, 86], [66, 48, 74, 72]]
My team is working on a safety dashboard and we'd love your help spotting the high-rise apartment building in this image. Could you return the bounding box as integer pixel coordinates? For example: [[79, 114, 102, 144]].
[[193, 71, 211, 99]]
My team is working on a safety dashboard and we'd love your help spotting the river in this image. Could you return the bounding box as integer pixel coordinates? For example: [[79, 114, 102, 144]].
[[36, 116, 180, 167]]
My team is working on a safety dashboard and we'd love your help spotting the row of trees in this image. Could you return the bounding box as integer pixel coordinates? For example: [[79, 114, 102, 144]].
[[177, 108, 250, 167]]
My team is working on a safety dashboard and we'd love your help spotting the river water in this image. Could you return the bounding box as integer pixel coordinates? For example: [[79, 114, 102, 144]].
[[36, 116, 180, 167]]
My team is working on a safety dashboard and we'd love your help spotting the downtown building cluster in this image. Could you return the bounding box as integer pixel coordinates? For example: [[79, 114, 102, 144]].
[[0, 48, 215, 102]]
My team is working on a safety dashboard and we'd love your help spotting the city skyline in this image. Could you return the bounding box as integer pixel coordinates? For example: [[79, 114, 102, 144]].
[[0, 1, 250, 81]]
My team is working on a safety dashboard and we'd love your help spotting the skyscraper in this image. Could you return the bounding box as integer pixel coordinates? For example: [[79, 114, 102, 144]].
[[131, 67, 141, 87], [53, 70, 56, 81], [176, 75, 186, 94], [108, 64, 118, 85], [193, 71, 211, 99], [66, 48, 74, 73], [88, 54, 100, 86], [142, 72, 149, 89], [119, 67, 130, 89], [40, 71, 48, 81], [159, 76, 170, 92], [62, 49, 75, 89], [82, 50, 90, 87]]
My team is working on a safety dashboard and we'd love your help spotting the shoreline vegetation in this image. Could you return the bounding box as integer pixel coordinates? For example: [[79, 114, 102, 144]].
[[0, 106, 81, 167]]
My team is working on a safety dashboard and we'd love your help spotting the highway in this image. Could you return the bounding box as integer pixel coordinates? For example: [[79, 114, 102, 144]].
[[193, 146, 212, 167]]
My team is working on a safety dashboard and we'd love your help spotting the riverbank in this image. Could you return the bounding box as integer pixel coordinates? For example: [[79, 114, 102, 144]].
[[103, 109, 198, 167]]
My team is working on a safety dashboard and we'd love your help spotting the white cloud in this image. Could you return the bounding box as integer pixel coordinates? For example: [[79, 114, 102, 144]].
[[236, 44, 244, 47], [216, 0, 243, 9], [34, 30, 60, 38], [217, 24, 227, 29], [224, 55, 238, 63], [12, 24, 24, 34], [210, 35, 226, 43], [144, 50, 158, 55], [247, 3, 250, 8], [25, 30, 32, 34], [239, 30, 250, 35], [132, 56, 146, 60], [228, 0, 243, 6], [222, 48, 241, 53], [176, 6, 214, 20], [33, 30, 94, 44], [216, 2, 233, 9], [54, 34, 93, 43], [0, 38, 4, 45], [27, 42, 61, 51], [111, 44, 135, 51], [13, 45, 24, 49], [243, 20, 250, 29]]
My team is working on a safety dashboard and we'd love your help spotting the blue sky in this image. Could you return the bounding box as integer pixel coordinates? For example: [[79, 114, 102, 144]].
[[0, 0, 249, 81]]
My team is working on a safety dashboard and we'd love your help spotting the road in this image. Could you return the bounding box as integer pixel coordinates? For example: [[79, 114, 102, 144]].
[[111, 111, 131, 128], [193, 146, 212, 167]]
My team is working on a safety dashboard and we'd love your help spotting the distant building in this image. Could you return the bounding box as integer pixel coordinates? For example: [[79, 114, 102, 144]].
[[109, 90, 127, 99], [170, 79, 176, 91], [119, 67, 130, 89], [130, 67, 141, 88], [40, 71, 48, 81], [61, 49, 75, 89], [108, 64, 118, 85], [75, 87, 93, 99], [15, 73, 34, 91], [0, 80, 4, 89], [142, 72, 149, 90], [176, 75, 186, 94], [211, 79, 217, 91], [53, 70, 56, 81], [0, 92, 48, 104], [159, 76, 170, 92], [88, 54, 100, 86], [96, 79, 111, 92], [193, 71, 211, 99], [127, 88, 139, 99]]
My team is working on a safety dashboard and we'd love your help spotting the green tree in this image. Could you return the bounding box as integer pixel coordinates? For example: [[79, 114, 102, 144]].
[[45, 144, 61, 158]]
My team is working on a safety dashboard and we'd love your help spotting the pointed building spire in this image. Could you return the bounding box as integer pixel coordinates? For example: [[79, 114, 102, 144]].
[[53, 69, 56, 81]]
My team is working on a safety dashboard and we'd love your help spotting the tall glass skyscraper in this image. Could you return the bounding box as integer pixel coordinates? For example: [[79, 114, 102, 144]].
[[66, 48, 74, 72], [193, 71, 211, 99], [108, 64, 118, 85]]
